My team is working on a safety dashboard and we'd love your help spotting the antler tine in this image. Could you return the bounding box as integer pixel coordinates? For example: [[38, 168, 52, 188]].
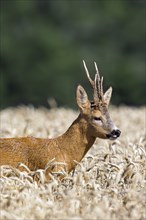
[[94, 61, 99, 74], [83, 60, 99, 104], [93, 73, 99, 103], [83, 60, 94, 86], [94, 61, 104, 101], [94, 61, 101, 96], [100, 76, 104, 100]]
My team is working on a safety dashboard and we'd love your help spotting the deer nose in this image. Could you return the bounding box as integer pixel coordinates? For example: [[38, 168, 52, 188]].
[[111, 129, 121, 138], [106, 129, 121, 140]]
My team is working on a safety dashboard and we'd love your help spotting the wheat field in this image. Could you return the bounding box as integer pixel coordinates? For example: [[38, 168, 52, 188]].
[[0, 106, 145, 220]]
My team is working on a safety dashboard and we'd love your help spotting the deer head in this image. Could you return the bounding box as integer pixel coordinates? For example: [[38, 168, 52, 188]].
[[76, 60, 121, 140]]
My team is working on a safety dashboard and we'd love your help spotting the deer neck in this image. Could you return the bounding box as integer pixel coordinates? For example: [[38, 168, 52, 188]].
[[57, 114, 96, 171]]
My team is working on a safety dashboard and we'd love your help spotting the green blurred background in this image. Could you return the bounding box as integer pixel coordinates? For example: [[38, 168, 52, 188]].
[[0, 0, 145, 109]]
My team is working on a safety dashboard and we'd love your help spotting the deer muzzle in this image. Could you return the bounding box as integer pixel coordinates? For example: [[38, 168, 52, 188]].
[[106, 129, 121, 140]]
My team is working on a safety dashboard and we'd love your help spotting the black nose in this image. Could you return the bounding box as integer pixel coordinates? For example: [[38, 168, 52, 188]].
[[111, 129, 121, 137]]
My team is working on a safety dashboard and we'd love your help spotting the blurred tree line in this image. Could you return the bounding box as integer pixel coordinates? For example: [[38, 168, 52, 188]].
[[0, 0, 145, 109]]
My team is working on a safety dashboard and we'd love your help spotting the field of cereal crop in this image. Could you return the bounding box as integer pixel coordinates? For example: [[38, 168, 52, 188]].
[[0, 106, 146, 220]]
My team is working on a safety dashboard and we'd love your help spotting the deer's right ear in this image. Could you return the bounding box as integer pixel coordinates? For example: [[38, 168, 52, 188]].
[[76, 85, 90, 111]]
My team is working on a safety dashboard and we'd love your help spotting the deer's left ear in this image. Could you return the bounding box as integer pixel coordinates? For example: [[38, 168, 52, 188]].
[[104, 87, 112, 107]]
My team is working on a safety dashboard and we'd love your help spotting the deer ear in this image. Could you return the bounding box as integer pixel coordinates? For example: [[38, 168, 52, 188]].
[[76, 85, 90, 111], [104, 87, 112, 106]]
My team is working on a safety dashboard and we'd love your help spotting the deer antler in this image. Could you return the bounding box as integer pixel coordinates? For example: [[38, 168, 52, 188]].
[[94, 61, 104, 101], [83, 60, 104, 104]]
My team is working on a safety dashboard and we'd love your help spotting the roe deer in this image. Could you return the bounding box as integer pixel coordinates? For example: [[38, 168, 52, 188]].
[[0, 61, 121, 180]]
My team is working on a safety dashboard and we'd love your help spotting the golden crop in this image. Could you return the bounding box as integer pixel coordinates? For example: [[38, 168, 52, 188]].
[[0, 106, 145, 220]]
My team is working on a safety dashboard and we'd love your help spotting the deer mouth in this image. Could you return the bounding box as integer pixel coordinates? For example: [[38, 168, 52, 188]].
[[106, 129, 121, 140], [106, 135, 118, 140]]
